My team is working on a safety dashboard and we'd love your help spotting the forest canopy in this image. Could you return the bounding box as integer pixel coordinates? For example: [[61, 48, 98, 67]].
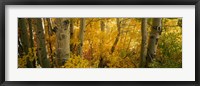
[[18, 18, 182, 68]]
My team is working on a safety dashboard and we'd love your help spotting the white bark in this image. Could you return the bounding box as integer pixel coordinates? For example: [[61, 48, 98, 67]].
[[78, 18, 86, 57], [54, 18, 70, 67], [147, 18, 162, 66]]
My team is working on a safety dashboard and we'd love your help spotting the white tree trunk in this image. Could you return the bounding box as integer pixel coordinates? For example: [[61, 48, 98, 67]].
[[54, 18, 70, 67], [146, 18, 162, 66], [78, 18, 86, 57]]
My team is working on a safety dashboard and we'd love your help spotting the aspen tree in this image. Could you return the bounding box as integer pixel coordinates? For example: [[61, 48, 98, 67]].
[[146, 18, 162, 67], [54, 18, 70, 67], [140, 18, 148, 68], [27, 18, 35, 67], [19, 18, 34, 68], [35, 18, 50, 68], [78, 18, 86, 58]]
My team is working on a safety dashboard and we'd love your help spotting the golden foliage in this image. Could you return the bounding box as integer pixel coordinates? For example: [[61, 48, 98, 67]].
[[62, 54, 91, 68], [18, 18, 182, 68], [18, 47, 37, 68]]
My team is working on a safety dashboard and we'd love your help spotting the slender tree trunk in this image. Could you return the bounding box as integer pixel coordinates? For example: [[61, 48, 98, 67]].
[[99, 19, 105, 68], [18, 38, 23, 57], [27, 19, 34, 49], [100, 19, 105, 50], [140, 18, 148, 68], [64, 19, 71, 63], [70, 18, 74, 37], [70, 18, 75, 53], [46, 18, 53, 55], [78, 18, 86, 57], [146, 18, 162, 67], [35, 18, 50, 68], [54, 18, 70, 67], [18, 18, 34, 68], [46, 18, 53, 35], [18, 18, 29, 54], [44, 18, 54, 67], [111, 18, 120, 53], [27, 18, 35, 68]]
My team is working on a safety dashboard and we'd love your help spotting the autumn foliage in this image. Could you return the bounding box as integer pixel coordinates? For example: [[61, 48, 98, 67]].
[[18, 18, 182, 68]]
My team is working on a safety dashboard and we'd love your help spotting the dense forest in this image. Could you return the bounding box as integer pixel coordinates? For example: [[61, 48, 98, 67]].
[[18, 18, 182, 68]]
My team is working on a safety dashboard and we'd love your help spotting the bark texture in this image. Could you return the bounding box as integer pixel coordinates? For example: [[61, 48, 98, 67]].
[[35, 18, 50, 68], [44, 18, 54, 67], [27, 19, 34, 49], [140, 18, 148, 68], [78, 18, 86, 57], [27, 18, 35, 68], [70, 18, 75, 53], [19, 18, 34, 68], [18, 18, 29, 54], [146, 18, 162, 67], [54, 18, 70, 67]]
